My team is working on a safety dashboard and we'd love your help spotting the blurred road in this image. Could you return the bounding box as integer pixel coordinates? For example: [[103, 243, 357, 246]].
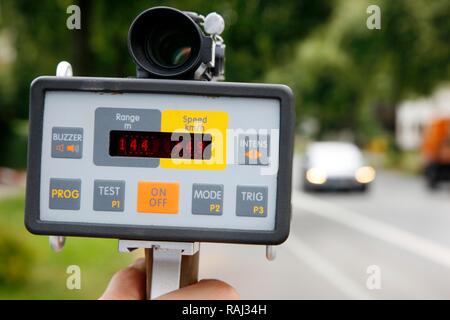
[[200, 156, 450, 299]]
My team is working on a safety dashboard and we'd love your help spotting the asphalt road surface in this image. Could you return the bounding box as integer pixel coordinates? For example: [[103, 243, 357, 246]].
[[199, 156, 450, 299]]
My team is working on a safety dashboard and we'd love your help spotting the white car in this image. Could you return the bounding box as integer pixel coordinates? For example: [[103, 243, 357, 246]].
[[302, 142, 375, 192]]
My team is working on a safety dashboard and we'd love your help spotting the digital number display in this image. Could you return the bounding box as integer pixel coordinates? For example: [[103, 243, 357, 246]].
[[109, 130, 212, 160]]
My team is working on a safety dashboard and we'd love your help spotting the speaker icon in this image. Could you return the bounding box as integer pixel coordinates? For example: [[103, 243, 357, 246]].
[[55, 144, 65, 152], [66, 144, 79, 153]]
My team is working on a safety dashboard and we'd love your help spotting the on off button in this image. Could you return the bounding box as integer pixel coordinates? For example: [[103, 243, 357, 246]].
[[137, 182, 179, 214]]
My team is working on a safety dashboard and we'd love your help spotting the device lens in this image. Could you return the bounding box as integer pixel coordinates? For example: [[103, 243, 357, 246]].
[[128, 7, 203, 77], [146, 28, 195, 68]]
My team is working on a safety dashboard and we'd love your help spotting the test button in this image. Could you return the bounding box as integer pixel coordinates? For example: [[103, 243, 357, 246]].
[[93, 180, 125, 212], [137, 182, 179, 214]]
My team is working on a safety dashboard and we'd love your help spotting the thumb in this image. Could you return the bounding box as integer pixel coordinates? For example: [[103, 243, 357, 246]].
[[99, 258, 146, 300]]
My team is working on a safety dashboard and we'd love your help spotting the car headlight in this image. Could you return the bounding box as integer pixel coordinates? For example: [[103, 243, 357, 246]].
[[306, 168, 327, 185], [355, 166, 376, 184]]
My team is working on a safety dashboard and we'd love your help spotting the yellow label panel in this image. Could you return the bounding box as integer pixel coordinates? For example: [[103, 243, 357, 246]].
[[161, 110, 227, 170]]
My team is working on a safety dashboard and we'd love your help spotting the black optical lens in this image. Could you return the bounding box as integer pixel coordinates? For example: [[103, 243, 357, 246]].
[[146, 27, 194, 68], [128, 7, 203, 78]]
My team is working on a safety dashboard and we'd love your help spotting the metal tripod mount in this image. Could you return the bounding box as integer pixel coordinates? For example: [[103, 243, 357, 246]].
[[119, 240, 200, 299]]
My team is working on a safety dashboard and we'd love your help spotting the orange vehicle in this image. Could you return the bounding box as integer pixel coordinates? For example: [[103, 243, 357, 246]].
[[422, 117, 450, 188]]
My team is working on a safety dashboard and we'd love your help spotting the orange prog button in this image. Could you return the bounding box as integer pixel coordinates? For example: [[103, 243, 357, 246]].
[[137, 182, 179, 214]]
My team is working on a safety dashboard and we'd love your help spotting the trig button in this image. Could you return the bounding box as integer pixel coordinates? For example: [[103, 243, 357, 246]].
[[236, 186, 268, 217], [51, 127, 83, 159], [49, 178, 81, 210], [192, 184, 223, 215], [137, 182, 179, 214], [93, 180, 125, 212]]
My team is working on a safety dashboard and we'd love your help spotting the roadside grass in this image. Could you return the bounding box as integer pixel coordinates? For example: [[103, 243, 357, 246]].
[[382, 151, 422, 175], [0, 195, 133, 299]]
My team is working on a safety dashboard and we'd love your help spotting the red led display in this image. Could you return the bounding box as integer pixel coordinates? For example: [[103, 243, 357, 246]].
[[109, 130, 212, 160]]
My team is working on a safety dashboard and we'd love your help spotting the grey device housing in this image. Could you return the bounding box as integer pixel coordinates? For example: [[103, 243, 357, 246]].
[[25, 76, 295, 245]]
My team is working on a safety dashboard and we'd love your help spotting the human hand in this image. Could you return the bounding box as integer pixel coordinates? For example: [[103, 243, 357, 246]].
[[99, 258, 240, 300]]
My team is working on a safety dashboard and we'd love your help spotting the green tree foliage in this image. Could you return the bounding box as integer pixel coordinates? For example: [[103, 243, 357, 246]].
[[1, 0, 449, 164], [268, 0, 450, 142]]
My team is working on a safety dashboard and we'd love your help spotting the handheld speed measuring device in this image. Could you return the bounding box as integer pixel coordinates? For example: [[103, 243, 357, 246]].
[[25, 77, 294, 244]]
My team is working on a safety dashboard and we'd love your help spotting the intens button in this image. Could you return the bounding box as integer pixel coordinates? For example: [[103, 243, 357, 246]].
[[137, 182, 179, 214], [237, 134, 270, 166]]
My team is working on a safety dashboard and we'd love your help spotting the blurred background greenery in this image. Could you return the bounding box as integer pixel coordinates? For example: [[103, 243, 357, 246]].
[[0, 195, 132, 299], [0, 0, 449, 299]]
